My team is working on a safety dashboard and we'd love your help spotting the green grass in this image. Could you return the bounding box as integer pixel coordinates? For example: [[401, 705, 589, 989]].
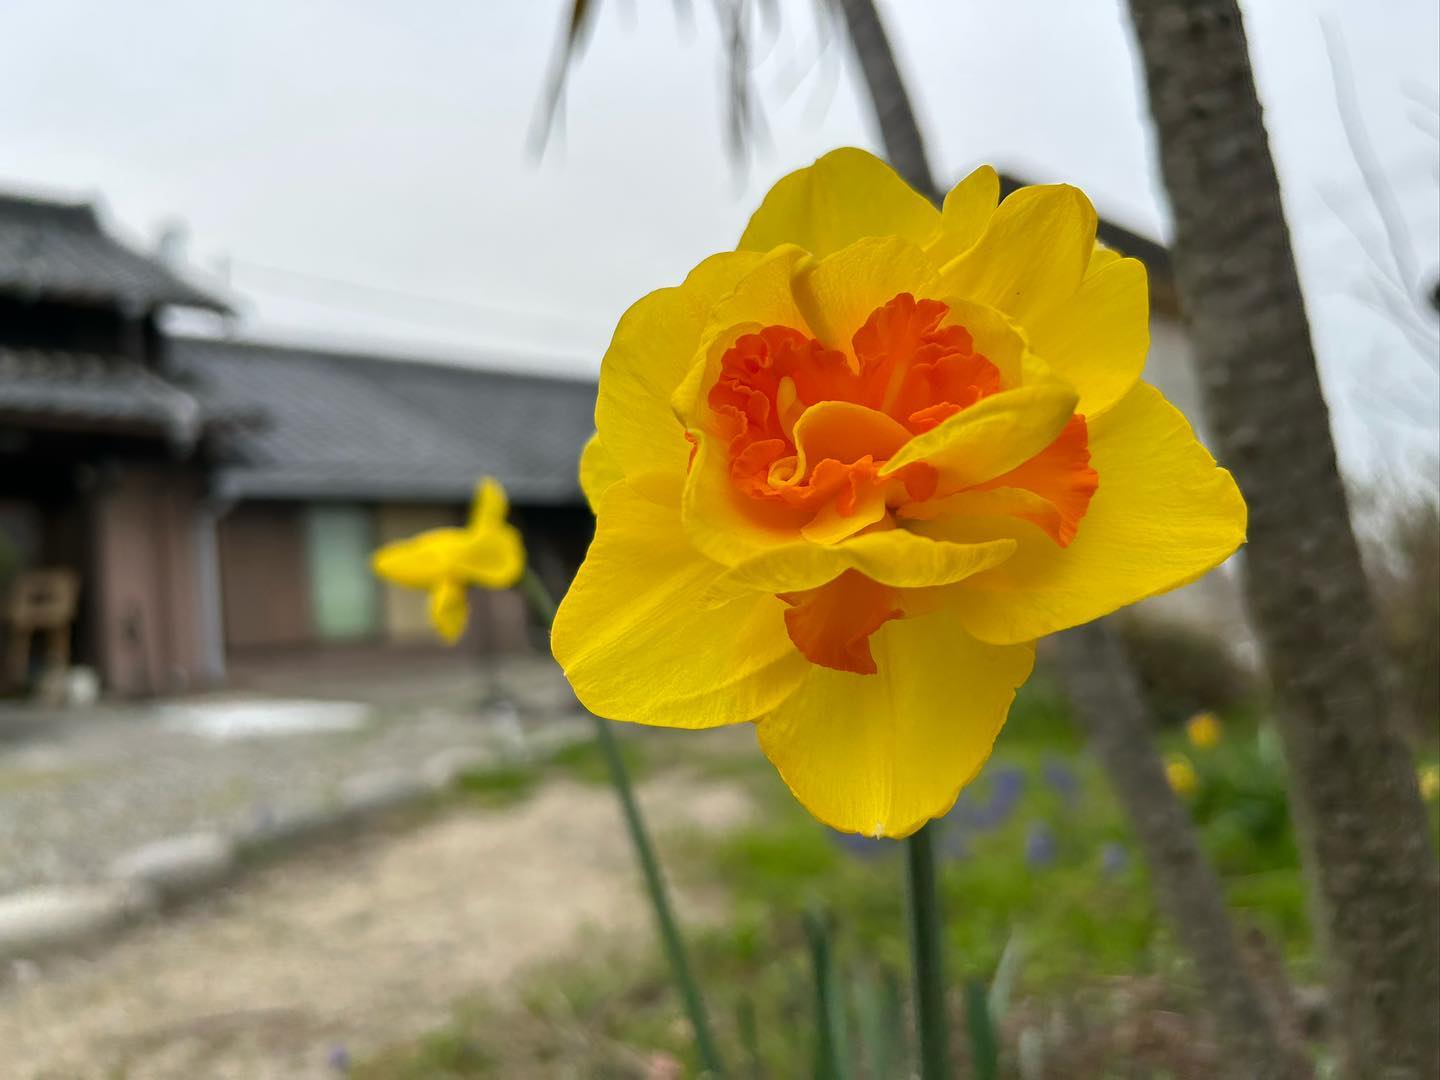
[[362, 684, 1334, 1077], [452, 763, 542, 808], [548, 733, 651, 785], [689, 735, 1176, 993], [358, 1022, 495, 1079], [449, 727, 655, 810]]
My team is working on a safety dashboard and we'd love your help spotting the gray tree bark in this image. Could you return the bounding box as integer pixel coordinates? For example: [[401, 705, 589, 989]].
[[834, 0, 941, 204], [1124, 3, 1440, 1076], [1057, 624, 1311, 1079], [838, 2, 1303, 1073]]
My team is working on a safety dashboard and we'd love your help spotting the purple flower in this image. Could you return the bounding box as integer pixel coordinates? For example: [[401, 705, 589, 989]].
[[938, 816, 971, 860], [327, 1045, 351, 1073], [1041, 756, 1080, 806], [990, 765, 1026, 806], [967, 766, 1025, 829], [830, 830, 891, 859], [1024, 821, 1057, 869], [1101, 842, 1129, 878]]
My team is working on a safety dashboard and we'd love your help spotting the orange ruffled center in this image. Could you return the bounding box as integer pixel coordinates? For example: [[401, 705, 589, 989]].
[[705, 293, 1098, 676]]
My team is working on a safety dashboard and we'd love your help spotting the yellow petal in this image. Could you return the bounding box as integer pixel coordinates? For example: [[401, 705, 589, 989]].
[[671, 245, 814, 431], [552, 483, 810, 728], [672, 252, 833, 567], [1089, 244, 1122, 272], [945, 382, 1247, 644], [468, 476, 510, 529], [1023, 256, 1149, 418], [429, 579, 469, 644], [926, 165, 1001, 263], [926, 296, 1028, 388], [933, 183, 1097, 324], [791, 236, 936, 354], [680, 425, 809, 566], [700, 244, 812, 344], [881, 380, 1079, 490], [579, 434, 623, 514], [372, 528, 467, 588], [756, 608, 1035, 837], [739, 147, 940, 259], [454, 522, 526, 590], [798, 485, 889, 544], [901, 486, 1058, 529], [702, 528, 1016, 604], [787, 401, 911, 482], [596, 250, 765, 484]]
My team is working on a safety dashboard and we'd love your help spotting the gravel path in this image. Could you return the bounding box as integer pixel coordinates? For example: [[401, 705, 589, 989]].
[[0, 773, 751, 1079], [0, 656, 578, 894]]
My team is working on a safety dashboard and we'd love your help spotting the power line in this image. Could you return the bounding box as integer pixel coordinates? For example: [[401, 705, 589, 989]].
[[226, 257, 611, 338]]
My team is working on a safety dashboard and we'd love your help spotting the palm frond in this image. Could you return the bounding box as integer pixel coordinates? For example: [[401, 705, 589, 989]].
[[529, 0, 599, 157]]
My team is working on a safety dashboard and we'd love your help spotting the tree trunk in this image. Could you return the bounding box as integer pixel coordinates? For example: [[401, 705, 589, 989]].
[[1056, 624, 1310, 1078], [834, 0, 941, 204], [1124, 3, 1440, 1075], [838, 2, 1302, 1073]]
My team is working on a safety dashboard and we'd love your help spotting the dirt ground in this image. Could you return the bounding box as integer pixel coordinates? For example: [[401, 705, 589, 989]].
[[0, 774, 751, 1080], [0, 654, 576, 894]]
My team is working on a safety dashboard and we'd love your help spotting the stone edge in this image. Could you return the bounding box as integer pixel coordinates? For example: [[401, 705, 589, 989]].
[[0, 721, 591, 965]]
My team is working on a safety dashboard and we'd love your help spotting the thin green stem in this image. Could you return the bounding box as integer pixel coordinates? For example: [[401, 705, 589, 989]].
[[804, 908, 845, 1080], [518, 568, 725, 1077], [591, 710, 725, 1074], [905, 823, 950, 1080], [964, 979, 998, 1080], [518, 568, 559, 624], [737, 997, 762, 1080]]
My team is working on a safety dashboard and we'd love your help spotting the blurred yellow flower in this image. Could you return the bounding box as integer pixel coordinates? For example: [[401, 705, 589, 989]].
[[553, 148, 1246, 838], [1165, 755, 1199, 797], [372, 478, 524, 643], [1420, 764, 1440, 802], [1186, 711, 1222, 749]]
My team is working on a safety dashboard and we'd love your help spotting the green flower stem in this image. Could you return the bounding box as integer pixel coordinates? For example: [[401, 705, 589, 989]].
[[803, 908, 846, 1080], [518, 569, 726, 1077], [906, 823, 951, 1080], [517, 567, 561, 625]]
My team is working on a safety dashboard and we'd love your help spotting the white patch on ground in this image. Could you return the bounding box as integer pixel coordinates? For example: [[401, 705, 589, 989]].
[[160, 700, 371, 740], [0, 772, 753, 1079]]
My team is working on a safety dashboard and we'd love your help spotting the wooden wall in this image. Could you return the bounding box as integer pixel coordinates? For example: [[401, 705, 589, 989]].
[[217, 502, 310, 650], [91, 465, 206, 695], [216, 497, 565, 661]]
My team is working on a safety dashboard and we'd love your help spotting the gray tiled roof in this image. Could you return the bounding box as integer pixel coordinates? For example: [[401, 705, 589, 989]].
[[0, 347, 211, 444], [172, 338, 597, 505], [0, 194, 229, 311]]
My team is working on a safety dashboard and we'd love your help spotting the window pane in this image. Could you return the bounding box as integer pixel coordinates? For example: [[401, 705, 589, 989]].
[[305, 505, 379, 641]]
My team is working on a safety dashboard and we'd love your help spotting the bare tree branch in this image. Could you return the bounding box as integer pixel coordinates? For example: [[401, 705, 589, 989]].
[[1321, 18, 1422, 294], [529, 0, 600, 158]]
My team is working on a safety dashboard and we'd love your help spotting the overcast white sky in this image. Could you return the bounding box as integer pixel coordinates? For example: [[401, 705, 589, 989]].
[[2, 0, 1436, 480]]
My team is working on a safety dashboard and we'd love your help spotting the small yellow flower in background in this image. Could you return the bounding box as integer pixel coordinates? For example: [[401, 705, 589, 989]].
[[372, 478, 524, 643], [554, 148, 1246, 838], [1420, 764, 1440, 802], [1165, 755, 1199, 797], [1186, 711, 1222, 749]]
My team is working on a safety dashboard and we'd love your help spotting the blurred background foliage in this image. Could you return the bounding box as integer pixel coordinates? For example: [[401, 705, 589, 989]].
[[357, 662, 1439, 1077], [1356, 475, 1440, 738]]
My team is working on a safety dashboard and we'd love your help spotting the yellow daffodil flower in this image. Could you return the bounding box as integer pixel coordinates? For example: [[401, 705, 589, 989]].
[[1186, 711, 1223, 749], [1165, 754, 1200, 797], [1420, 764, 1440, 803], [372, 478, 525, 643], [553, 148, 1246, 837]]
